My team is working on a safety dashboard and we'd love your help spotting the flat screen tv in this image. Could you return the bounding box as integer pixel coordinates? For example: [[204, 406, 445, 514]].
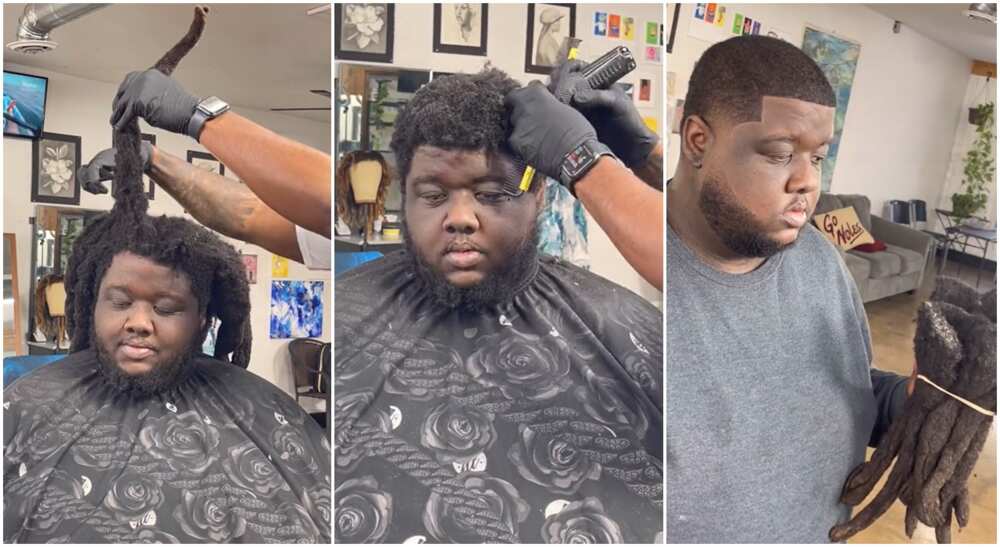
[[3, 70, 48, 139]]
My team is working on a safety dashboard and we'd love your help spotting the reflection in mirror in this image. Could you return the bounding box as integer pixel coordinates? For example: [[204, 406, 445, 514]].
[[4, 233, 24, 356], [28, 205, 103, 346]]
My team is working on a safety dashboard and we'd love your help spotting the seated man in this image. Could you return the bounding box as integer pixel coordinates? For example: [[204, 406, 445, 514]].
[[665, 36, 910, 542], [4, 214, 331, 543], [334, 69, 662, 543]]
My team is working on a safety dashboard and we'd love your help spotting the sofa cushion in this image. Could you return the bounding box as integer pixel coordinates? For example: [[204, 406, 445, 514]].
[[883, 243, 925, 276], [815, 193, 843, 215], [837, 195, 872, 232], [841, 250, 872, 281], [849, 249, 901, 279]]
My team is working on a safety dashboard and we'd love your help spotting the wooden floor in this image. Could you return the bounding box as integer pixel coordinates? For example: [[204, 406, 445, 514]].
[[850, 258, 997, 544]]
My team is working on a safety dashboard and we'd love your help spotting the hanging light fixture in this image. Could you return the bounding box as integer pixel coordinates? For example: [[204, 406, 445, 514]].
[[964, 3, 997, 24]]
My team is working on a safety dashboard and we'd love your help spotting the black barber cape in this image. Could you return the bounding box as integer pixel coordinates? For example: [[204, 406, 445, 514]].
[[335, 251, 663, 543], [3, 350, 331, 543]]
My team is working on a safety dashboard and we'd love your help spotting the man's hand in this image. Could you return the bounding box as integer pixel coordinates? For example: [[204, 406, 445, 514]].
[[77, 142, 154, 194], [505, 81, 602, 187], [111, 70, 200, 135], [549, 60, 659, 168]]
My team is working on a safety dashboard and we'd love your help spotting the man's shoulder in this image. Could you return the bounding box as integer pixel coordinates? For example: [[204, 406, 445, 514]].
[[335, 250, 409, 292], [3, 351, 92, 403], [537, 255, 660, 315]]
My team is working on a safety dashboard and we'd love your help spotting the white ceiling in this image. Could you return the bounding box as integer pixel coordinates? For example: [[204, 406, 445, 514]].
[[3, 3, 331, 123], [867, 3, 997, 63]]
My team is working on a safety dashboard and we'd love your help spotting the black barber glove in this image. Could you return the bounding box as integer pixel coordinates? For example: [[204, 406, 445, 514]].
[[77, 142, 154, 195], [111, 69, 200, 137], [549, 60, 659, 168], [505, 81, 613, 193]]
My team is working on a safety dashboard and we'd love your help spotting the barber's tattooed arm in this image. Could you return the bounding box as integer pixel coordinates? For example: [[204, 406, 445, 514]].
[[629, 141, 664, 191], [147, 147, 304, 261]]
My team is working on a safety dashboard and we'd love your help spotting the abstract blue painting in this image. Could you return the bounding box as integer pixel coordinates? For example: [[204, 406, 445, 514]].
[[802, 27, 861, 192], [270, 280, 324, 338]]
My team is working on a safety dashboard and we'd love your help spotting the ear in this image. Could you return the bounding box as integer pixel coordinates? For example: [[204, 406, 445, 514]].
[[681, 114, 714, 168]]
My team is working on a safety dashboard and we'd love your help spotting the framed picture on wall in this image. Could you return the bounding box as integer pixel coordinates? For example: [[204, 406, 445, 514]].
[[525, 3, 576, 75], [141, 133, 156, 200], [186, 150, 225, 176], [240, 253, 258, 284], [31, 132, 81, 205], [335, 3, 395, 63], [433, 3, 488, 56]]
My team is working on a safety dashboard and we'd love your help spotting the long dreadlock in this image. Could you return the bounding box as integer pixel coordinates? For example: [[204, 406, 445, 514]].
[[65, 7, 252, 368]]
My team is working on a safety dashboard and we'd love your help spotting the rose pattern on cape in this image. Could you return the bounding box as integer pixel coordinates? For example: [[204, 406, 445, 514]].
[[304, 482, 332, 529], [189, 388, 255, 429], [133, 529, 180, 543], [272, 425, 319, 475], [541, 497, 624, 544], [5, 422, 69, 466], [420, 400, 496, 464], [138, 410, 220, 474], [382, 339, 463, 401], [276, 501, 323, 543], [335, 476, 392, 543], [423, 472, 529, 543], [262, 392, 308, 426], [466, 331, 572, 401], [622, 348, 660, 398], [508, 424, 601, 494], [174, 490, 246, 542], [335, 390, 393, 472], [22, 470, 81, 534], [222, 441, 289, 497], [576, 368, 650, 437], [104, 471, 165, 520]]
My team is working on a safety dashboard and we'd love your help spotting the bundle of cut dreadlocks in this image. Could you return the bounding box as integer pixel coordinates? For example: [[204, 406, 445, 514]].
[[65, 7, 252, 367], [830, 277, 996, 543]]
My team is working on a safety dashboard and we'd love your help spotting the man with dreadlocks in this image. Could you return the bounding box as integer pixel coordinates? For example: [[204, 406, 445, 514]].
[[663, 35, 914, 542], [334, 68, 662, 543], [3, 8, 330, 543]]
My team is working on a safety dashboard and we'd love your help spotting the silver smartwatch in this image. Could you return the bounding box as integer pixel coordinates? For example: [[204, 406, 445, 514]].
[[187, 96, 230, 142]]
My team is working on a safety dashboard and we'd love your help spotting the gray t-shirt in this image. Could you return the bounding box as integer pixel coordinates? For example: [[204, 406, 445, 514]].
[[666, 222, 908, 543]]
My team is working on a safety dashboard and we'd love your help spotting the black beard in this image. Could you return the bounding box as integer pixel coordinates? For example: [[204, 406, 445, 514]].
[[403, 218, 540, 312], [92, 331, 199, 397], [699, 173, 793, 258]]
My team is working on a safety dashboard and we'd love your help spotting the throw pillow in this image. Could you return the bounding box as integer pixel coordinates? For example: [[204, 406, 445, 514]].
[[813, 206, 876, 251], [853, 240, 888, 253]]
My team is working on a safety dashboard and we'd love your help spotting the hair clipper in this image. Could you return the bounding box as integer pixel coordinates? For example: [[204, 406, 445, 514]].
[[509, 46, 637, 195]]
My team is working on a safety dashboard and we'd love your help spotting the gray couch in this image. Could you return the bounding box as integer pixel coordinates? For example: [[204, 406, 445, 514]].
[[814, 194, 933, 302]]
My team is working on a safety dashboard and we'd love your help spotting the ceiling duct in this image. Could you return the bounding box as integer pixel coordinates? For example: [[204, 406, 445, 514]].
[[964, 3, 997, 24], [6, 4, 109, 55]]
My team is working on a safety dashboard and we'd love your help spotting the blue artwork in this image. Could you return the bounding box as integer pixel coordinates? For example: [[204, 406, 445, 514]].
[[270, 280, 324, 339], [537, 177, 590, 268], [801, 27, 861, 192]]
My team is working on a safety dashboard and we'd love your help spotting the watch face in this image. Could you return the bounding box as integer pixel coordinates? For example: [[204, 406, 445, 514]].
[[200, 96, 229, 116], [562, 142, 597, 180]]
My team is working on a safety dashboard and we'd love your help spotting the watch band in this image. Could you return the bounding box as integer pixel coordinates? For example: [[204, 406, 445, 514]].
[[187, 96, 230, 142]]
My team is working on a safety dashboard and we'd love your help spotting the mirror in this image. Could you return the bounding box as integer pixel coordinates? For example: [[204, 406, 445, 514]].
[[28, 205, 103, 343], [336, 63, 431, 216], [4, 233, 24, 356]]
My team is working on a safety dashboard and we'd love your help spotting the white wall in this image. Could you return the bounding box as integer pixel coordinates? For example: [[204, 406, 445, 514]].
[[936, 74, 997, 260], [666, 4, 971, 234], [3, 63, 332, 406], [340, 2, 664, 303]]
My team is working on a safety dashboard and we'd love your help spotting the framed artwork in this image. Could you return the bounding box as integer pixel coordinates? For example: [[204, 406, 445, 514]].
[[240, 253, 258, 284], [666, 4, 680, 53], [335, 3, 394, 63], [141, 133, 156, 200], [31, 132, 81, 205], [525, 3, 576, 75], [270, 280, 324, 338], [186, 150, 225, 176], [433, 3, 487, 56]]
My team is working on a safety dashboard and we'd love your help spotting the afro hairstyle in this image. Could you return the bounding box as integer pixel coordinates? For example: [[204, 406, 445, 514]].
[[389, 67, 544, 197], [683, 35, 836, 127]]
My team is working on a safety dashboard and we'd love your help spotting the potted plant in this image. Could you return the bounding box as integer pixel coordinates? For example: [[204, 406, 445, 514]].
[[952, 101, 994, 220]]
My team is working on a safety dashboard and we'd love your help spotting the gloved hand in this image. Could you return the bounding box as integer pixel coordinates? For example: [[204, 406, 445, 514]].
[[548, 60, 659, 168], [505, 81, 610, 191], [110, 69, 200, 137], [77, 142, 154, 195]]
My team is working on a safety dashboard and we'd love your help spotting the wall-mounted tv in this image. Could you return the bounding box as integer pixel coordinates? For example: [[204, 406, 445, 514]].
[[3, 70, 48, 139]]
